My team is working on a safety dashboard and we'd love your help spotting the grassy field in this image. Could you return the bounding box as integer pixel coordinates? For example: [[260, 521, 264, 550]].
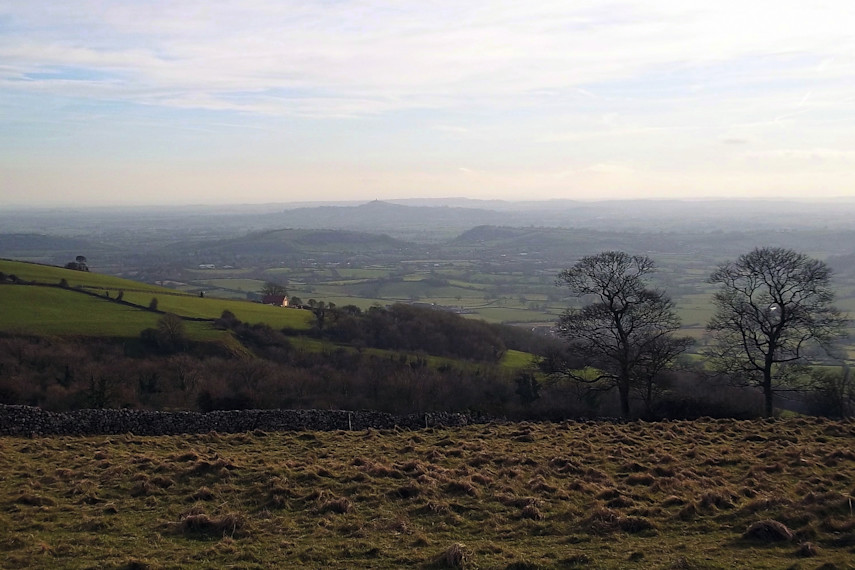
[[0, 283, 310, 339], [0, 285, 163, 337], [242, 261, 708, 331], [1, 418, 853, 568], [119, 291, 313, 330], [500, 349, 536, 369], [0, 262, 536, 369], [0, 286, 225, 341], [196, 278, 266, 292], [0, 259, 170, 294], [0, 260, 314, 336]]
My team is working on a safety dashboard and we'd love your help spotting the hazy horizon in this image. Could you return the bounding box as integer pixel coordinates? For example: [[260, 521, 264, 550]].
[[2, 1, 854, 207], [4, 195, 855, 217]]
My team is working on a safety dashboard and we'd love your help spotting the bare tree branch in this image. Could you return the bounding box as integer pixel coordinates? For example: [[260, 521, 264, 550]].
[[557, 251, 692, 417], [706, 247, 848, 416]]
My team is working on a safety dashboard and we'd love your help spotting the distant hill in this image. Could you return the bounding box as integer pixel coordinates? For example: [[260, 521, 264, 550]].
[[0, 233, 117, 266], [215, 198, 855, 239], [170, 228, 419, 261], [448, 225, 855, 261], [246, 200, 513, 240]]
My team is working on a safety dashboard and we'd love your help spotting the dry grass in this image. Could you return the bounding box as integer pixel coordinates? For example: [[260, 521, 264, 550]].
[[743, 519, 794, 542], [175, 510, 247, 538], [434, 542, 470, 568], [0, 418, 854, 568]]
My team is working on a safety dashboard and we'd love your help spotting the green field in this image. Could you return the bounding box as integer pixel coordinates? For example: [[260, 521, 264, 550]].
[[0, 260, 170, 294], [500, 349, 536, 369], [472, 306, 553, 324], [0, 260, 313, 336], [1, 261, 529, 366], [0, 286, 220, 340], [119, 291, 313, 329], [197, 278, 266, 292], [333, 268, 391, 279], [0, 285, 161, 336]]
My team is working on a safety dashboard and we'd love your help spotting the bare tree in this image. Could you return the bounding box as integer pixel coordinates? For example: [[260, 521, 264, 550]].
[[809, 364, 854, 418], [260, 281, 288, 297], [706, 247, 847, 417], [632, 333, 694, 416], [156, 313, 187, 352], [556, 251, 691, 417]]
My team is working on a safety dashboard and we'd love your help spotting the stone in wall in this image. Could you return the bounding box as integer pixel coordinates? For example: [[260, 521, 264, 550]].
[[0, 404, 479, 437]]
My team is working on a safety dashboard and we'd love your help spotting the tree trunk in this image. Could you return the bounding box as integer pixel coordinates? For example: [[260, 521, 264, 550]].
[[763, 368, 774, 417], [618, 378, 631, 417]]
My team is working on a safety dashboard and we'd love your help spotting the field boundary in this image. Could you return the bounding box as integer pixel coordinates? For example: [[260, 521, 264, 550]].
[[0, 280, 215, 323], [0, 405, 485, 436]]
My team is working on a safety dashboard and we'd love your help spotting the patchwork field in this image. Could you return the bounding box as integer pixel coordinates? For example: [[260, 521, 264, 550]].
[[1, 418, 853, 569], [0, 260, 313, 338]]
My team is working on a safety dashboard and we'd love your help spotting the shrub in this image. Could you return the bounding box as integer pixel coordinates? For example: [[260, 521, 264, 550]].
[[214, 310, 240, 330]]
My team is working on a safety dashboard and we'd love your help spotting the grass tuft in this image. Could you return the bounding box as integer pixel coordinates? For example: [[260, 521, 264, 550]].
[[434, 542, 470, 568], [742, 519, 794, 542], [191, 486, 215, 501], [796, 541, 819, 557], [320, 497, 353, 514], [15, 493, 55, 506], [118, 560, 151, 570], [177, 511, 247, 538], [392, 484, 421, 499], [444, 479, 480, 497]]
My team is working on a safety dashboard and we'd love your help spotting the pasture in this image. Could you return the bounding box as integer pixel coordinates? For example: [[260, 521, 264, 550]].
[[1, 418, 853, 568], [0, 259, 169, 295], [0, 260, 313, 338]]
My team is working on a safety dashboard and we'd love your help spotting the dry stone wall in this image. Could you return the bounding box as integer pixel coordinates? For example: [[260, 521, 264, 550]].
[[0, 405, 481, 436]]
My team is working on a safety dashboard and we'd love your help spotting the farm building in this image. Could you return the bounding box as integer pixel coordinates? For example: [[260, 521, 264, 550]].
[[262, 294, 289, 307]]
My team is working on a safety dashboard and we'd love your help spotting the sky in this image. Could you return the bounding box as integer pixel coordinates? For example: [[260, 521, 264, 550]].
[[1, 0, 854, 207]]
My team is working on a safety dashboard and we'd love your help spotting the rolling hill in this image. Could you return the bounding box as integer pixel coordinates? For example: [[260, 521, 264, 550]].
[[0, 259, 313, 339], [165, 228, 420, 262]]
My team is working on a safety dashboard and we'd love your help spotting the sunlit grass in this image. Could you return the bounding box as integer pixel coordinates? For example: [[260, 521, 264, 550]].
[[0, 286, 227, 341], [500, 349, 535, 369], [114, 292, 313, 330], [0, 260, 313, 335], [0, 259, 170, 294], [0, 286, 161, 337], [2, 418, 853, 568]]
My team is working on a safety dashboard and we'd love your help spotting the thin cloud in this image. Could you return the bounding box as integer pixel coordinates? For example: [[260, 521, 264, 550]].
[[744, 148, 855, 161], [1, 1, 852, 117], [3, 1, 855, 206]]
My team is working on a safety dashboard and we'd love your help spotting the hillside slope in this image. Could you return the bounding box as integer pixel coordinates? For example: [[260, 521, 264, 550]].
[[0, 259, 313, 338]]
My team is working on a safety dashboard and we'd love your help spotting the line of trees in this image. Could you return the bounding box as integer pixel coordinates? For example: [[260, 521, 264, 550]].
[[0, 334, 520, 415], [64, 255, 89, 272], [555, 248, 849, 417], [290, 302, 553, 363]]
